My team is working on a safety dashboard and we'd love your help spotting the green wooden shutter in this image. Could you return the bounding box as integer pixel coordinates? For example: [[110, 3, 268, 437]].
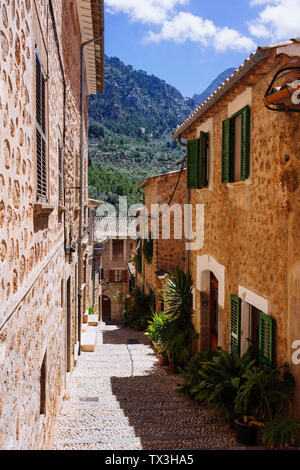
[[240, 105, 251, 181], [187, 139, 199, 189], [199, 132, 209, 188], [222, 119, 234, 183], [230, 294, 241, 354], [258, 312, 275, 367]]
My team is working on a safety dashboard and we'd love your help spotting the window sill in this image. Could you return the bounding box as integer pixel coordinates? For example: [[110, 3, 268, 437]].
[[34, 203, 55, 217], [226, 180, 251, 188]]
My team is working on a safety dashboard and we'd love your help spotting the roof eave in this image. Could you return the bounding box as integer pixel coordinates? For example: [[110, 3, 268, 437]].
[[76, 0, 105, 95]]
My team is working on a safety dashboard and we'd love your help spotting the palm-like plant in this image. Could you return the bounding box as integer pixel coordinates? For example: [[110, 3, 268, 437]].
[[161, 269, 193, 322], [191, 349, 255, 418], [158, 269, 197, 365]]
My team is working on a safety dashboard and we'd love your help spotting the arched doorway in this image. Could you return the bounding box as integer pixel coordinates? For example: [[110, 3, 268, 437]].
[[101, 295, 111, 323]]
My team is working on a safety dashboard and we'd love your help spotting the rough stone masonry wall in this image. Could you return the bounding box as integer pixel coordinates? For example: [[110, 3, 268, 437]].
[[189, 55, 300, 373], [142, 171, 187, 306], [100, 239, 135, 321], [61, 0, 90, 351], [0, 0, 91, 448]]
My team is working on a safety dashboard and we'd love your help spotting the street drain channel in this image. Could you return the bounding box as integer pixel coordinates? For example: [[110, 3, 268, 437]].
[[128, 339, 140, 344]]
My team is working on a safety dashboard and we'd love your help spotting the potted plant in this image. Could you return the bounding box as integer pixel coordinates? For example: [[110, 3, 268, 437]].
[[263, 416, 300, 449], [190, 349, 255, 430], [234, 365, 296, 445], [87, 306, 98, 326], [83, 310, 89, 324]]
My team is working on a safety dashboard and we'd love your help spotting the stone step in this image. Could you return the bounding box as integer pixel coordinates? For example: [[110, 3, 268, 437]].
[[56, 428, 234, 445], [59, 403, 208, 420], [81, 326, 98, 352], [88, 315, 99, 327], [54, 432, 237, 450], [57, 413, 219, 428]]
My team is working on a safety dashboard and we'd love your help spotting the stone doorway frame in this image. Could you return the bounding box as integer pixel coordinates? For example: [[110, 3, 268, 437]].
[[196, 255, 225, 350]]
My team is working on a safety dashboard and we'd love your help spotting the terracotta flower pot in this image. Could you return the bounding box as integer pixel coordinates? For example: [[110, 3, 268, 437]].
[[158, 354, 167, 366]]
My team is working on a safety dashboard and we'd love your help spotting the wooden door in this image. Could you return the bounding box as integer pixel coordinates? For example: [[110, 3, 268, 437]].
[[102, 295, 111, 323], [210, 275, 219, 351]]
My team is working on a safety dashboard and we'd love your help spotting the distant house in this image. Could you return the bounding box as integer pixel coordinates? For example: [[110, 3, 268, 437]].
[[173, 39, 300, 416], [136, 169, 187, 312], [94, 218, 136, 322]]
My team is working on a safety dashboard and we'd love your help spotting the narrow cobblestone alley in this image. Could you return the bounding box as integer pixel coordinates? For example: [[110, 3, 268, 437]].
[[53, 324, 249, 450]]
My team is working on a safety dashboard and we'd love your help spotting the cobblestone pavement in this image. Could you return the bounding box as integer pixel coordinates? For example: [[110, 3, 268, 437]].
[[53, 324, 256, 450]]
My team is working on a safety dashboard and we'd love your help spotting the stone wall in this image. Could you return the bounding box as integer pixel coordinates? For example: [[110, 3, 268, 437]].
[[99, 238, 135, 321], [0, 0, 93, 448], [138, 170, 187, 310], [185, 53, 300, 414]]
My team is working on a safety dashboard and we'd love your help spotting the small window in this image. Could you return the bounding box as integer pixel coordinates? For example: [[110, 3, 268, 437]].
[[114, 270, 122, 283], [222, 105, 251, 183], [187, 132, 209, 189], [40, 352, 47, 415], [113, 240, 124, 259], [36, 52, 47, 202]]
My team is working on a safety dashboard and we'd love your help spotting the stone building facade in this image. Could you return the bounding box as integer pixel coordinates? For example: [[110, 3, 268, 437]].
[[87, 198, 103, 318], [136, 170, 187, 312], [173, 40, 300, 416], [0, 0, 104, 449], [94, 217, 136, 322]]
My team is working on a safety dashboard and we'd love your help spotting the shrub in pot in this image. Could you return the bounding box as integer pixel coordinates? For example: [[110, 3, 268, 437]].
[[235, 365, 295, 422], [190, 349, 255, 425], [234, 365, 296, 445], [263, 416, 300, 449]]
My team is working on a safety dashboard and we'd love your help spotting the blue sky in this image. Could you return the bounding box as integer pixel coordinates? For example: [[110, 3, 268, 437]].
[[104, 0, 300, 97]]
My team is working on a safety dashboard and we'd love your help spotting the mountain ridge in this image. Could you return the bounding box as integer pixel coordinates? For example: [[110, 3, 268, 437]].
[[192, 67, 236, 106], [88, 56, 234, 207]]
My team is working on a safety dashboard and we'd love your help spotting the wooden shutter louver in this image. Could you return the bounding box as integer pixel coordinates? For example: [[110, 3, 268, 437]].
[[258, 312, 275, 367], [230, 294, 241, 354], [36, 53, 47, 201], [58, 142, 63, 205], [109, 270, 115, 284], [240, 105, 251, 181], [199, 131, 209, 188], [187, 139, 199, 189], [222, 118, 234, 183]]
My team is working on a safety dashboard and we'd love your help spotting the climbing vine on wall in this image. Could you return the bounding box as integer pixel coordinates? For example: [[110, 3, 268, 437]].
[[143, 234, 153, 264]]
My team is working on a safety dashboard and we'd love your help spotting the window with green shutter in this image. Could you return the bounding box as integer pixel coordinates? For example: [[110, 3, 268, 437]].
[[230, 294, 241, 354], [199, 131, 209, 188], [222, 105, 251, 183], [240, 105, 251, 180], [187, 133, 209, 189], [258, 312, 275, 367], [187, 139, 199, 189]]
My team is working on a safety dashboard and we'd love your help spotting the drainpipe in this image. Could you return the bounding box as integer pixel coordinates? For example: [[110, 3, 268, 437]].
[[177, 135, 189, 275], [78, 32, 104, 355]]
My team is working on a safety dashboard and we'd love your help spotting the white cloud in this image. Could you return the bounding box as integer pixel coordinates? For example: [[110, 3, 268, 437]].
[[105, 0, 188, 25], [146, 12, 256, 52], [249, 0, 300, 40]]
